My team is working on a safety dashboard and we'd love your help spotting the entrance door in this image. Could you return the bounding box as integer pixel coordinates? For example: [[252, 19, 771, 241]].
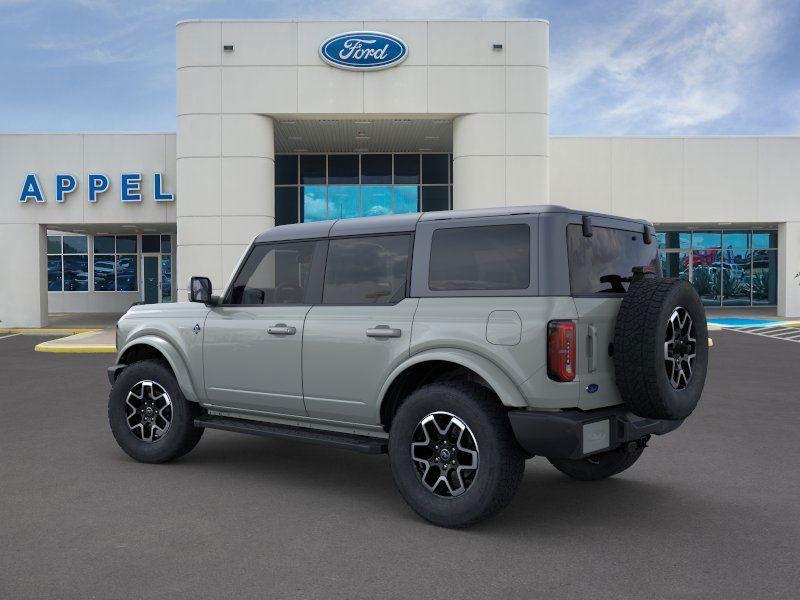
[[143, 256, 159, 304], [141, 253, 173, 304]]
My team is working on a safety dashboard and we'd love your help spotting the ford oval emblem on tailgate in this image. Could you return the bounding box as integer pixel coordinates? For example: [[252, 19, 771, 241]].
[[320, 31, 408, 71]]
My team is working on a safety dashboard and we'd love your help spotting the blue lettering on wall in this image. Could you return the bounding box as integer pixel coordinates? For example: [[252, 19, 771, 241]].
[[153, 173, 174, 202], [87, 174, 110, 203], [319, 31, 408, 71], [18, 173, 174, 205], [19, 174, 45, 203], [121, 173, 142, 202], [55, 174, 77, 202]]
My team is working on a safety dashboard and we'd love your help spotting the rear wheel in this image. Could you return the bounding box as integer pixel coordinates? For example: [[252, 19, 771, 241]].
[[388, 382, 525, 528], [108, 360, 203, 463], [548, 442, 646, 481]]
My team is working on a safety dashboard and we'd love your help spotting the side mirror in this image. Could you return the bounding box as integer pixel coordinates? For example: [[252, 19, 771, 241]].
[[189, 276, 214, 304]]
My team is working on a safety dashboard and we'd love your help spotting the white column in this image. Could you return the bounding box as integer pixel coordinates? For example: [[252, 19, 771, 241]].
[[0, 224, 47, 327], [176, 114, 275, 300], [777, 221, 800, 317], [452, 113, 548, 210]]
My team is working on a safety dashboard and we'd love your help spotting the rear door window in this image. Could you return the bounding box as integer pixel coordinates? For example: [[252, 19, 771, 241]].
[[567, 224, 660, 294], [323, 235, 411, 305], [428, 224, 530, 291]]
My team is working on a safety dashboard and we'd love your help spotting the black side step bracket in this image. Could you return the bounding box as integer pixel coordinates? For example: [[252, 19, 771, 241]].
[[195, 415, 387, 455]]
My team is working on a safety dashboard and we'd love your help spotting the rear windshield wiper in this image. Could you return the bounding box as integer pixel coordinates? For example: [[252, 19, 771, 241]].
[[599, 266, 657, 293]]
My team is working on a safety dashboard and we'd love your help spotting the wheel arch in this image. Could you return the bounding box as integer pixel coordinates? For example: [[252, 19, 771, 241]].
[[378, 349, 527, 429], [117, 336, 201, 403]]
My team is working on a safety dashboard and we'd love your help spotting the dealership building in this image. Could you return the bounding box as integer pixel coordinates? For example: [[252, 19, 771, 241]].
[[1, 18, 799, 327]]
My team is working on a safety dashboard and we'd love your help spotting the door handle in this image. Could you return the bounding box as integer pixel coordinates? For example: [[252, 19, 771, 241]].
[[268, 324, 296, 335], [587, 325, 598, 373], [366, 325, 402, 338]]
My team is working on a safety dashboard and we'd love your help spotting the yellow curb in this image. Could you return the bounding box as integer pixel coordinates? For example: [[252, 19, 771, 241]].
[[0, 328, 100, 335], [34, 343, 116, 354]]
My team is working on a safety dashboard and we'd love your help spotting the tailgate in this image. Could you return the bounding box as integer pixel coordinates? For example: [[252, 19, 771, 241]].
[[573, 297, 625, 410]]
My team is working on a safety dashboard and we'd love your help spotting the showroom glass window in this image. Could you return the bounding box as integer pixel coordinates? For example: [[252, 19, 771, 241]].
[[47, 235, 89, 292], [274, 153, 453, 225], [657, 229, 778, 306], [94, 235, 138, 292], [161, 236, 173, 301]]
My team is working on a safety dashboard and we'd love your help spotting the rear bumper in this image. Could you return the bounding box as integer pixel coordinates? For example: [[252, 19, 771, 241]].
[[508, 405, 683, 460]]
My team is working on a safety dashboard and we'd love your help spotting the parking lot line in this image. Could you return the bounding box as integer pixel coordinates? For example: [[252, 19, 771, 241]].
[[0, 333, 21, 341], [772, 331, 800, 338], [722, 325, 800, 343]]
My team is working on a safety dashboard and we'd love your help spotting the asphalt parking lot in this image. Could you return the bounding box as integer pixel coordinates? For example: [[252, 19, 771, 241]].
[[1, 330, 799, 599]]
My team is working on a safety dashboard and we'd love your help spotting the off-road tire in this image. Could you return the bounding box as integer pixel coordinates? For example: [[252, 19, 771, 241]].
[[548, 445, 645, 481], [614, 277, 708, 420], [388, 382, 525, 528], [108, 359, 204, 463]]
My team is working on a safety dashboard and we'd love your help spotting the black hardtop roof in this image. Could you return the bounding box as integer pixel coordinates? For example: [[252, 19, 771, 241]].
[[253, 204, 652, 243]]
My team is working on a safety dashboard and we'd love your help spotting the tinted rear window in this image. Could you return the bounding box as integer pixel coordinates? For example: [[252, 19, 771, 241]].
[[567, 224, 660, 294], [429, 224, 530, 291]]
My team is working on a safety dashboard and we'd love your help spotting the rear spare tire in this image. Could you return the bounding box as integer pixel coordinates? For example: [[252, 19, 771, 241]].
[[613, 277, 708, 420]]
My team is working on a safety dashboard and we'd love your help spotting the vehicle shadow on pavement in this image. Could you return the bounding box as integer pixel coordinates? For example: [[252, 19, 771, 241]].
[[150, 430, 728, 535]]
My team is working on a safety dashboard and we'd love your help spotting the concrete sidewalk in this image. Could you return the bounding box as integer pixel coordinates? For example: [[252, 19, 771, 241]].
[[0, 312, 120, 353], [47, 312, 123, 329], [34, 329, 116, 353]]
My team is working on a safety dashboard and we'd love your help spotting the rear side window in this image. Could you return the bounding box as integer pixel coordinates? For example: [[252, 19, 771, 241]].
[[228, 241, 317, 305], [567, 224, 660, 294], [323, 235, 410, 304], [428, 224, 530, 291]]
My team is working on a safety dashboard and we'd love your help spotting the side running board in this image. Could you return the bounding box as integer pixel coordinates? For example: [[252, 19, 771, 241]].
[[195, 415, 388, 455]]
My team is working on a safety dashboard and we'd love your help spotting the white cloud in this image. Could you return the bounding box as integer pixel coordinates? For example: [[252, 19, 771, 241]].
[[551, 0, 791, 133]]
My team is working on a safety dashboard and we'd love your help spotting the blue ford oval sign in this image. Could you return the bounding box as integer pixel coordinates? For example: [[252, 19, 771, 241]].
[[319, 31, 408, 71]]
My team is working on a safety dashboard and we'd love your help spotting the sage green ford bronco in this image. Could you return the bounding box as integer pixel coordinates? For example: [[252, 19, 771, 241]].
[[108, 205, 708, 528]]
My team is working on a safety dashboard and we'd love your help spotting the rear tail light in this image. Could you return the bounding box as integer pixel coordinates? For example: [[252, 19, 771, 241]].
[[548, 320, 576, 382]]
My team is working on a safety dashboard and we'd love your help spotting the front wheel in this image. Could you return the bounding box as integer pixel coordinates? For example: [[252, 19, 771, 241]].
[[388, 382, 525, 528], [108, 359, 203, 463]]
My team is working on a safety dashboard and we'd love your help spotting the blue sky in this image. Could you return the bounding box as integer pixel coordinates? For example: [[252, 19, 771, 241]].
[[1, 0, 798, 135]]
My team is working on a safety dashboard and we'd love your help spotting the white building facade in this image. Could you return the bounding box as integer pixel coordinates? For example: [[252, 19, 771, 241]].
[[1, 19, 799, 327]]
